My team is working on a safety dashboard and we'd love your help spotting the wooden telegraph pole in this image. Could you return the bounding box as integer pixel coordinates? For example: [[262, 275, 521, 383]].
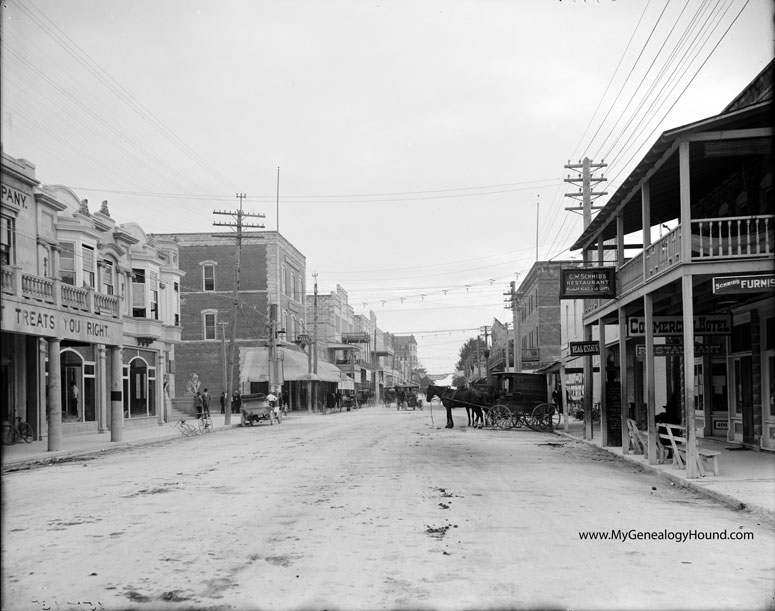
[[213, 194, 265, 425], [564, 158, 607, 440]]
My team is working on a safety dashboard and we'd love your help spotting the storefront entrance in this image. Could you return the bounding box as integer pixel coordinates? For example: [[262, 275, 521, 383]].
[[733, 355, 754, 444]]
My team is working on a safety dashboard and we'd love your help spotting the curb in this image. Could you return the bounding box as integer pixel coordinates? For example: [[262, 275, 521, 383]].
[[2, 423, 243, 473], [556, 430, 774, 520]]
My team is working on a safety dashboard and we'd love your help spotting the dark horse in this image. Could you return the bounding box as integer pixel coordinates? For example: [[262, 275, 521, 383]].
[[425, 385, 493, 429]]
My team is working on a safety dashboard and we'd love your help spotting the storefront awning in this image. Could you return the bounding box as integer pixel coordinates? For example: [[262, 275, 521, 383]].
[[240, 347, 342, 385]]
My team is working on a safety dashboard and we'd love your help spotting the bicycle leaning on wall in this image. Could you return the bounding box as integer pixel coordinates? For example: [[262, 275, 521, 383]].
[[2, 416, 34, 445]]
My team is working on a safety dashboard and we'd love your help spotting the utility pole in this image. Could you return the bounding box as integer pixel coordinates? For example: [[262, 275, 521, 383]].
[[504, 276, 521, 372], [313, 272, 318, 412], [213, 193, 265, 425], [564, 157, 607, 440], [479, 325, 490, 382], [219, 321, 228, 413]]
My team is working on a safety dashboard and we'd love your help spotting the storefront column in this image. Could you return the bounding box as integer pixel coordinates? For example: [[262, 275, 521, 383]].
[[47, 338, 62, 451], [157, 351, 166, 425], [97, 344, 108, 433], [110, 346, 124, 442], [38, 339, 47, 441], [618, 308, 629, 453], [644, 293, 658, 464]]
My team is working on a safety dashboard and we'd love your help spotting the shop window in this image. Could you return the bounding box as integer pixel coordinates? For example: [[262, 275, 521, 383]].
[[766, 316, 774, 351], [150, 272, 159, 320], [731, 322, 751, 353], [59, 242, 76, 286], [127, 358, 152, 418]]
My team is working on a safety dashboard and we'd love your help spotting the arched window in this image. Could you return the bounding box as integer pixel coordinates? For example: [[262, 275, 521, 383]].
[[125, 357, 157, 418]]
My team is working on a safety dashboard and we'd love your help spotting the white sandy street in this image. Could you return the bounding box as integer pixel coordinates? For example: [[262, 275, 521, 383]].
[[2, 406, 774, 611]]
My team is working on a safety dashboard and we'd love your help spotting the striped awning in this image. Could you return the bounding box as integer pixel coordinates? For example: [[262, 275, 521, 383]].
[[240, 347, 342, 385]]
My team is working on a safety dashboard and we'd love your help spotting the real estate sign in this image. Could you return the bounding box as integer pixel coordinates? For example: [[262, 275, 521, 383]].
[[560, 267, 616, 299], [569, 341, 600, 356]]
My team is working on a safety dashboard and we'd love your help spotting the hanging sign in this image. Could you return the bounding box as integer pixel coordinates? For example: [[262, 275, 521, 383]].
[[636, 343, 723, 357], [712, 274, 775, 294], [627, 315, 731, 337], [569, 341, 600, 356], [560, 267, 616, 299]]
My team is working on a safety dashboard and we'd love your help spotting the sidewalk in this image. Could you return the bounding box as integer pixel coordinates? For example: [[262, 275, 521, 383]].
[[1, 413, 247, 470], [557, 418, 775, 520]]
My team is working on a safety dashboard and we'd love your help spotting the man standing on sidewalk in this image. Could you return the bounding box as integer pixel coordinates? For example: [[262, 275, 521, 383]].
[[267, 392, 281, 424], [220, 392, 227, 414], [202, 388, 212, 417]]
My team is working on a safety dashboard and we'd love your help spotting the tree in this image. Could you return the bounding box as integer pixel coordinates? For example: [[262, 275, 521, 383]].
[[454, 337, 483, 383]]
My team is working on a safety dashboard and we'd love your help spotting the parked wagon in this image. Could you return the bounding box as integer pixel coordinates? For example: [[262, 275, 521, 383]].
[[486, 372, 559, 432], [395, 384, 423, 411], [240, 393, 273, 426]]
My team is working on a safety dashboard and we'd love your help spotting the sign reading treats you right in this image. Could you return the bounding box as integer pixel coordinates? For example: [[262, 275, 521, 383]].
[[559, 267, 616, 299]]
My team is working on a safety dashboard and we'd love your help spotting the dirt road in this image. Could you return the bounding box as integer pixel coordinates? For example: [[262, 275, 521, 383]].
[[2, 406, 773, 610]]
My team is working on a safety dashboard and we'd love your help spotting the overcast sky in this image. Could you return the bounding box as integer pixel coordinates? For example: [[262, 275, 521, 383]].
[[2, 0, 773, 373]]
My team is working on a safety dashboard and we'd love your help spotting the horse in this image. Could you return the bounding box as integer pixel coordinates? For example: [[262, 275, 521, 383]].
[[425, 385, 494, 429]]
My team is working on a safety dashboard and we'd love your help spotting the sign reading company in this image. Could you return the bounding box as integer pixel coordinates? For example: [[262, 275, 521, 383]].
[[1, 182, 29, 209], [569, 341, 601, 356], [627, 315, 731, 337], [713, 274, 775, 294], [2, 302, 122, 344], [560, 267, 616, 299]]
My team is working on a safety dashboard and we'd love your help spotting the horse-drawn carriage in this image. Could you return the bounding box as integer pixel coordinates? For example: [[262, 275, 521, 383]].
[[395, 384, 423, 411], [426, 372, 559, 431]]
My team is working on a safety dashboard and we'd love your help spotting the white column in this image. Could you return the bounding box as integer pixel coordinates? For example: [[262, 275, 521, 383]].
[[47, 338, 62, 451], [97, 344, 108, 433], [110, 346, 124, 442]]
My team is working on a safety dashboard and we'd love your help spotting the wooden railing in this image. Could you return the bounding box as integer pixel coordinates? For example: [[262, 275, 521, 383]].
[[691, 215, 774, 260]]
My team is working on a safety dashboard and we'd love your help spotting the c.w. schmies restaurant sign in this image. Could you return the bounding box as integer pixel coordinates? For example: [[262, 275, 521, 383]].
[[560, 267, 616, 299], [627, 315, 731, 337]]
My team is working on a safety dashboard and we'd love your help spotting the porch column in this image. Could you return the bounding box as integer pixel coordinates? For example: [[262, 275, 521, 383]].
[[644, 293, 658, 464], [599, 321, 608, 446], [97, 344, 108, 433], [47, 338, 62, 451], [560, 360, 569, 433], [110, 346, 124, 442], [679, 139, 699, 478], [641, 180, 651, 278], [619, 308, 629, 454]]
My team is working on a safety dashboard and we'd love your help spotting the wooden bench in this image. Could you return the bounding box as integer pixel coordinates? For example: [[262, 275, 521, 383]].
[[658, 423, 721, 476], [626, 419, 649, 458]]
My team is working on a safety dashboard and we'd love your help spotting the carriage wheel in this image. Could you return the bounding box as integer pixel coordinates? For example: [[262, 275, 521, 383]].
[[530, 403, 555, 432], [490, 404, 512, 430]]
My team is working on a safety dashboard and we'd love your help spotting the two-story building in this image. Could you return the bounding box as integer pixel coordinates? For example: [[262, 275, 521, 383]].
[[1, 153, 182, 449], [569, 61, 773, 466]]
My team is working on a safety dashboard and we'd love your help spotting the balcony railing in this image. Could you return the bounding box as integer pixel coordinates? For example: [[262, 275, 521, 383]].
[[691, 215, 773, 260]]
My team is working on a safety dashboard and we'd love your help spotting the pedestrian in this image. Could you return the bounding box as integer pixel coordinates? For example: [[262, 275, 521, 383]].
[[70, 382, 80, 418], [202, 388, 211, 417], [194, 390, 204, 419], [335, 390, 342, 408], [232, 391, 241, 414], [220, 392, 226, 414], [267, 392, 280, 424]]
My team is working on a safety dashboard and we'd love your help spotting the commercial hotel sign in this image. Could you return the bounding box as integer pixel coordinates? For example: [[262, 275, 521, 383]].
[[627, 315, 731, 337], [1, 301, 122, 345]]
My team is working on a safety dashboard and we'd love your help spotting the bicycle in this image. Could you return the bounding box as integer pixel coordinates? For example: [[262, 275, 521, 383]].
[[198, 412, 213, 434], [1, 416, 34, 445], [175, 417, 199, 437]]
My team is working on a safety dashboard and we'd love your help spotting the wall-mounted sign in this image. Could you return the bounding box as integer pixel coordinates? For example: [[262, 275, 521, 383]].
[[1, 301, 122, 345], [627, 315, 731, 337], [713, 274, 775, 294], [569, 341, 600, 356], [635, 343, 723, 357], [1, 182, 29, 209], [560, 267, 616, 299]]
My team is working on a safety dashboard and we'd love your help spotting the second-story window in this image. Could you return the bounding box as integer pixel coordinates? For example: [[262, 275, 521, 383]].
[[281, 264, 287, 296], [0, 215, 16, 266], [150, 272, 159, 320], [290, 271, 296, 300], [132, 268, 146, 318], [59, 242, 76, 285], [203, 311, 217, 340], [203, 264, 215, 291], [174, 282, 180, 326], [82, 245, 96, 288], [102, 260, 114, 295]]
